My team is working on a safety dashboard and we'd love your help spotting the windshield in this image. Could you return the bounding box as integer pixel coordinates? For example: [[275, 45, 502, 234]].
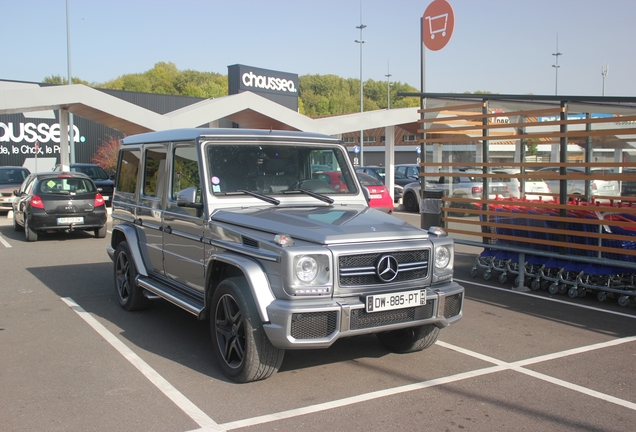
[[71, 165, 109, 180], [0, 168, 29, 185], [207, 143, 358, 196]]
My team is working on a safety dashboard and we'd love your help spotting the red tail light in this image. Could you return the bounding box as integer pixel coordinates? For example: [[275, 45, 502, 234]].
[[94, 193, 105, 207], [30, 195, 45, 209], [472, 186, 482, 194], [591, 182, 597, 190]]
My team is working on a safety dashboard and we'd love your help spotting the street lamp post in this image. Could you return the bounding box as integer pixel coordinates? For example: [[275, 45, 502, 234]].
[[385, 62, 392, 110], [355, 17, 366, 166], [601, 65, 609, 96], [552, 33, 562, 96], [66, 0, 75, 165]]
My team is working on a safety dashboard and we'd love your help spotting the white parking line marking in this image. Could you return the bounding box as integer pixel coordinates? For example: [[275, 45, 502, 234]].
[[61, 297, 224, 432], [439, 338, 636, 412], [217, 365, 508, 431], [0, 233, 11, 248], [455, 277, 636, 319], [60, 291, 636, 432], [512, 335, 636, 368], [218, 336, 636, 431]]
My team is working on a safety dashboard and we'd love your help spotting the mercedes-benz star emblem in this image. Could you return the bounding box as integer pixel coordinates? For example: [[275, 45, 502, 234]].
[[376, 255, 399, 282]]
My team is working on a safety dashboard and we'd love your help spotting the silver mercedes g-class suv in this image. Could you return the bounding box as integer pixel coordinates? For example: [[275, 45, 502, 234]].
[[107, 128, 464, 382]]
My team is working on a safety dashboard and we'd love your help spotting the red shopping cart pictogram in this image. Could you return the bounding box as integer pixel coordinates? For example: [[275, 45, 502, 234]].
[[425, 13, 448, 39], [422, 0, 455, 51]]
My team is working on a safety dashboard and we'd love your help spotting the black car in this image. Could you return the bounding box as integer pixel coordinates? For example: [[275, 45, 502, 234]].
[[12, 172, 108, 242], [54, 163, 115, 206]]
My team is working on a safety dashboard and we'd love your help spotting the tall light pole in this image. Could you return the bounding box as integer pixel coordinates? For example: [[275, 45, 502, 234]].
[[355, 6, 366, 166], [601, 64, 609, 96], [552, 33, 562, 96], [385, 61, 392, 110], [66, 0, 75, 164]]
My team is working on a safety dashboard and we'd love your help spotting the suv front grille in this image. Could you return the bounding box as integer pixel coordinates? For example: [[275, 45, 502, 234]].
[[339, 249, 429, 286], [350, 302, 434, 330]]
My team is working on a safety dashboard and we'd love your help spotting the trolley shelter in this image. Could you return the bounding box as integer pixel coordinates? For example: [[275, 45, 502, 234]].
[[401, 93, 636, 305]]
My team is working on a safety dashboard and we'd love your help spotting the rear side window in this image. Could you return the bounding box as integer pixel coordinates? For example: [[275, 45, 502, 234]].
[[171, 145, 201, 202], [117, 149, 141, 194], [143, 148, 167, 197]]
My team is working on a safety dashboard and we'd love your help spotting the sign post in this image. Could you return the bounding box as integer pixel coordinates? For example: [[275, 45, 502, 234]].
[[420, 0, 454, 228]]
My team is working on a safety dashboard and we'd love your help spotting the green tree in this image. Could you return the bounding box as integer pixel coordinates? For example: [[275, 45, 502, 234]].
[[42, 75, 92, 86], [42, 63, 426, 115]]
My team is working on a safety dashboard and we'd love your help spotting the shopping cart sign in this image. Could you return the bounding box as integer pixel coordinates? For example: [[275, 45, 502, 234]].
[[422, 0, 455, 51]]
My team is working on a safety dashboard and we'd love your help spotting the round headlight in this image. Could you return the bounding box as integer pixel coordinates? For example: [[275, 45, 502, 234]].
[[296, 256, 319, 282], [434, 246, 451, 269]]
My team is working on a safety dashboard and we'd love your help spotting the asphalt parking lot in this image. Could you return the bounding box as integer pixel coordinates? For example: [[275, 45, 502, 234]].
[[1, 209, 635, 432]]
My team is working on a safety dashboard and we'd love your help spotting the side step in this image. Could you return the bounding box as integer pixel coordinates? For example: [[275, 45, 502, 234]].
[[136, 276, 205, 317]]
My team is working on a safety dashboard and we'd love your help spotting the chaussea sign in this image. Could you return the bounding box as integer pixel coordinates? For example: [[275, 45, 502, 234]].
[[228, 64, 299, 111]]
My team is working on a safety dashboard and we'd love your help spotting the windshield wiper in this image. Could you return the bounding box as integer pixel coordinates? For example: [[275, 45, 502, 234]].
[[283, 189, 334, 204], [223, 190, 280, 205]]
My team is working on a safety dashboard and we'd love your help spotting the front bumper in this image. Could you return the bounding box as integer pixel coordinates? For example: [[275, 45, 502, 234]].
[[263, 280, 464, 349]]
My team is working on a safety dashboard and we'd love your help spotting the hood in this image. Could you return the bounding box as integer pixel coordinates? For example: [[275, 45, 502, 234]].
[[211, 205, 429, 245]]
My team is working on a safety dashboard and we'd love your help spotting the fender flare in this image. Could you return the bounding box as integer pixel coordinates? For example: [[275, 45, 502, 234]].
[[109, 225, 148, 277], [210, 252, 276, 323]]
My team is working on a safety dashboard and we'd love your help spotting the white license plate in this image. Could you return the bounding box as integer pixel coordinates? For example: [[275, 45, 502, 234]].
[[370, 194, 382, 199], [57, 217, 84, 224], [103, 196, 109, 200], [365, 289, 426, 313]]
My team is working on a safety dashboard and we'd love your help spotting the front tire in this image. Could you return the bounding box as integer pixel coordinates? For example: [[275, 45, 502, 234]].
[[13, 213, 21, 232], [211, 277, 284, 383], [114, 241, 151, 311], [376, 324, 440, 353]]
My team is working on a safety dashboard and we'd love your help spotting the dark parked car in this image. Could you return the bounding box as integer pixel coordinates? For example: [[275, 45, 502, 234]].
[[12, 172, 108, 242], [0, 166, 30, 212], [54, 163, 115, 206]]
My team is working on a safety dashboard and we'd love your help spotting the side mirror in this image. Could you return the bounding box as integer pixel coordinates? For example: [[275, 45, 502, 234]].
[[176, 186, 203, 209]]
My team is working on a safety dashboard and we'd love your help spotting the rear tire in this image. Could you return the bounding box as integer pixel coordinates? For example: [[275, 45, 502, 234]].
[[211, 277, 284, 383], [376, 324, 440, 353], [403, 191, 419, 213], [25, 218, 37, 242], [95, 225, 107, 238], [114, 241, 151, 311]]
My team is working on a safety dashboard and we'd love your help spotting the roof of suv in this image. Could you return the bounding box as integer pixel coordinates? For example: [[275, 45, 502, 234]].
[[122, 128, 342, 145]]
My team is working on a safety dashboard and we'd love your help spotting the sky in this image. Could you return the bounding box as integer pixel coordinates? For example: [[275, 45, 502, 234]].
[[2, 0, 635, 97]]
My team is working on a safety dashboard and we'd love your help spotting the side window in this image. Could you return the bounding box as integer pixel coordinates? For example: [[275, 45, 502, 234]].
[[143, 147, 167, 197], [23, 176, 36, 194], [117, 149, 141, 194], [172, 145, 201, 202]]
